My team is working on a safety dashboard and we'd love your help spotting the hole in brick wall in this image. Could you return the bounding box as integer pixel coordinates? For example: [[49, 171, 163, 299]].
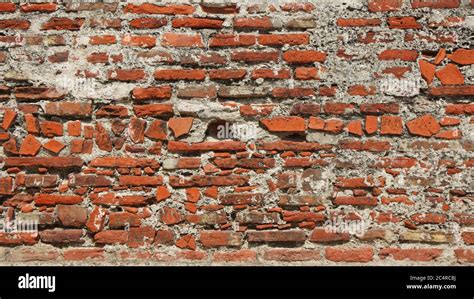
[[206, 119, 227, 140]]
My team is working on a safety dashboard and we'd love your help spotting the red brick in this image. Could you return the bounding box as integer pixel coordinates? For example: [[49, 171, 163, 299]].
[[43, 139, 65, 154], [94, 230, 128, 245], [365, 116, 378, 134], [5, 157, 83, 169], [1, 108, 16, 130], [455, 249, 474, 263], [168, 118, 193, 138], [40, 120, 63, 137], [252, 68, 291, 80], [257, 141, 330, 152], [337, 18, 382, 27], [64, 248, 104, 261], [380, 248, 443, 261], [45, 102, 92, 118], [320, 86, 337, 97], [411, 213, 447, 224], [380, 115, 403, 135], [0, 233, 37, 246], [411, 0, 460, 9], [121, 35, 156, 48], [107, 69, 145, 81], [177, 85, 216, 98], [96, 105, 128, 119], [435, 64, 464, 85], [109, 212, 141, 229], [334, 196, 378, 206], [263, 249, 320, 262], [307, 117, 324, 131], [131, 86, 172, 101], [89, 35, 116, 45], [94, 124, 112, 153], [336, 176, 385, 188], [128, 117, 145, 143], [175, 234, 196, 250], [145, 119, 167, 140], [324, 103, 355, 115], [209, 69, 247, 80], [273, 88, 315, 98], [93, 194, 148, 207], [169, 175, 249, 187], [348, 85, 376, 96], [382, 66, 412, 78], [90, 157, 159, 168], [41, 18, 84, 30], [209, 34, 256, 47], [7, 248, 60, 262], [434, 48, 447, 64], [377, 157, 417, 169], [154, 69, 206, 81], [419, 60, 436, 84], [310, 229, 350, 243], [160, 207, 184, 225], [440, 117, 460, 126], [133, 104, 174, 118], [18, 135, 41, 156], [0, 19, 30, 30], [368, 0, 402, 12], [231, 51, 279, 63], [86, 206, 107, 233], [0, 3, 16, 13], [378, 49, 418, 61], [213, 250, 257, 263], [88, 52, 110, 64], [430, 86, 474, 96], [200, 231, 243, 247], [129, 17, 167, 29], [388, 17, 422, 29], [325, 247, 374, 262], [200, 4, 238, 14], [248, 230, 306, 243], [324, 119, 345, 133], [155, 229, 174, 245], [346, 120, 364, 136], [283, 50, 327, 64], [258, 34, 309, 46], [173, 17, 223, 29], [435, 129, 462, 140], [290, 103, 320, 116], [280, 3, 315, 12], [449, 49, 474, 65], [162, 33, 204, 48], [156, 186, 171, 202], [260, 117, 306, 133], [461, 232, 474, 245], [234, 17, 277, 30], [24, 114, 39, 134], [294, 67, 319, 80], [57, 205, 87, 227], [39, 229, 83, 244], [124, 4, 195, 15], [168, 141, 246, 153], [0, 177, 13, 195], [20, 3, 57, 12], [406, 114, 441, 137], [119, 175, 163, 186]]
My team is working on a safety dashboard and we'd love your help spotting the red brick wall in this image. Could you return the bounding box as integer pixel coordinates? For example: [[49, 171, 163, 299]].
[[0, 0, 473, 265]]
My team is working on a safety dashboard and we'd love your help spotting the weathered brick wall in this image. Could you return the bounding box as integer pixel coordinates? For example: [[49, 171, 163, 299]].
[[0, 0, 473, 265]]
